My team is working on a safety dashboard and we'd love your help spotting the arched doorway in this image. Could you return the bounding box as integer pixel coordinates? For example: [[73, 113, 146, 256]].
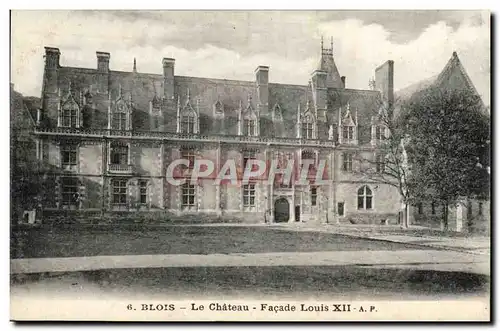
[[274, 197, 290, 223]]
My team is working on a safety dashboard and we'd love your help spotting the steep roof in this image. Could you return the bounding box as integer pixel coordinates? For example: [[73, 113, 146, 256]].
[[396, 52, 483, 104]]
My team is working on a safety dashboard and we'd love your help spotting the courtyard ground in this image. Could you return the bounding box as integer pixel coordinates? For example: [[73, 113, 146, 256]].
[[11, 224, 437, 259], [10, 223, 490, 304]]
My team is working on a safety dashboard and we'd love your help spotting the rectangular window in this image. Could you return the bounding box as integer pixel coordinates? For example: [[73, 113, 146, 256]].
[[310, 187, 317, 206], [61, 177, 79, 206], [343, 126, 354, 140], [181, 183, 196, 207], [342, 153, 353, 172], [431, 201, 436, 215], [181, 148, 196, 170], [61, 145, 77, 167], [375, 126, 386, 140], [181, 115, 195, 134], [337, 202, 345, 217], [418, 203, 423, 214], [112, 112, 127, 130], [243, 119, 256, 136], [479, 202, 483, 216], [62, 106, 78, 128], [301, 122, 314, 139], [110, 145, 128, 165], [243, 150, 256, 171], [112, 179, 128, 205], [243, 184, 256, 207], [139, 180, 148, 204]]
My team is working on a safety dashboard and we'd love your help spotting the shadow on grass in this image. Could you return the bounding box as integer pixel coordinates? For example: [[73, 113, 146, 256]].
[[11, 265, 490, 300]]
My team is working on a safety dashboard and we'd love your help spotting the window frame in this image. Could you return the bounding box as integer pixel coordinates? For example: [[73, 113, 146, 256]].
[[61, 144, 78, 167], [181, 182, 196, 208], [310, 186, 317, 206], [301, 122, 314, 139], [243, 119, 257, 136], [112, 179, 128, 206], [342, 152, 353, 172], [357, 185, 373, 210], [181, 114, 196, 134], [139, 180, 148, 205], [243, 183, 256, 207], [61, 177, 79, 207]]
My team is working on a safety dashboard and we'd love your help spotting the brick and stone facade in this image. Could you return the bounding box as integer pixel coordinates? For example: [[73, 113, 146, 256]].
[[31, 41, 404, 225]]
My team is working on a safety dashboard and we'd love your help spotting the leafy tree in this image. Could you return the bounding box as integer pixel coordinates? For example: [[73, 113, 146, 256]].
[[403, 87, 490, 230]]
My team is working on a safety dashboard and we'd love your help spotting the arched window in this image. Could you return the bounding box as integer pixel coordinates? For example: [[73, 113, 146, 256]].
[[357, 185, 373, 210]]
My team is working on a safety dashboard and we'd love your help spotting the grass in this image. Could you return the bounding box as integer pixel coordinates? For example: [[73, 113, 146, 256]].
[[11, 225, 433, 259]]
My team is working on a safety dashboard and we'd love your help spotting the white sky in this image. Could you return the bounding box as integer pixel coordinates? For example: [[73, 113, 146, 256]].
[[10, 10, 490, 105]]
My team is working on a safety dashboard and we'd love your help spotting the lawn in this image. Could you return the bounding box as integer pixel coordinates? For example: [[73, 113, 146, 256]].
[[11, 225, 433, 259]]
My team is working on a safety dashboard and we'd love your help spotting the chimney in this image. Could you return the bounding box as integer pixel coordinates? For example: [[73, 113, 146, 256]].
[[375, 60, 394, 108], [96, 51, 110, 72], [44, 47, 60, 69], [255, 66, 269, 114], [341, 76, 346, 88], [162, 58, 175, 99]]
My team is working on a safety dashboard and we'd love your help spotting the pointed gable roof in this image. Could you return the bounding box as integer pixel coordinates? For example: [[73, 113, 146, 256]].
[[317, 37, 343, 89]]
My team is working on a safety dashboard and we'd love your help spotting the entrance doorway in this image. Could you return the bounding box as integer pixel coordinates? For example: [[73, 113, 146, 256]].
[[274, 198, 290, 223], [295, 206, 301, 222]]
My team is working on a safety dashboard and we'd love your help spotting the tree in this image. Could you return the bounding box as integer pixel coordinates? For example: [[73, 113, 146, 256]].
[[353, 98, 413, 228], [402, 87, 490, 230]]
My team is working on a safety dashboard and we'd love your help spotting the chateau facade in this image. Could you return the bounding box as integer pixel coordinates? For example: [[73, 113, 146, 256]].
[[32, 41, 402, 224]]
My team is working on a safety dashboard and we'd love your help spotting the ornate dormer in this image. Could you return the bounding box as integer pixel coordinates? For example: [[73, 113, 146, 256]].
[[108, 84, 133, 131], [213, 95, 224, 117], [271, 103, 285, 138], [370, 103, 390, 146], [297, 99, 317, 139], [177, 89, 200, 134], [239, 94, 259, 136], [149, 93, 163, 131], [338, 103, 358, 145], [58, 81, 82, 128], [272, 103, 283, 122]]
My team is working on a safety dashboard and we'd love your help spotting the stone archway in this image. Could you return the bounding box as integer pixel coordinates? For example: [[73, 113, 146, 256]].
[[274, 197, 290, 223]]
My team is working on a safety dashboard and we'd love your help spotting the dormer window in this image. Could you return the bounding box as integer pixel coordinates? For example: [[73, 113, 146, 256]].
[[109, 86, 132, 131], [342, 126, 354, 140], [177, 90, 200, 134], [297, 100, 316, 139], [243, 119, 257, 136], [62, 103, 79, 127], [301, 122, 314, 139], [113, 106, 127, 130], [338, 103, 358, 144], [181, 114, 196, 134], [58, 82, 82, 128]]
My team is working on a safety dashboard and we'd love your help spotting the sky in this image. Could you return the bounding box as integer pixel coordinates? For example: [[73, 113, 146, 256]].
[[10, 10, 490, 104]]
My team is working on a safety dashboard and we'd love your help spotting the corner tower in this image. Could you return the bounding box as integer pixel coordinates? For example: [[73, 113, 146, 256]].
[[317, 36, 343, 89]]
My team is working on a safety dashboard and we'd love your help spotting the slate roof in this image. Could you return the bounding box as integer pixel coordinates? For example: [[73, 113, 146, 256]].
[[48, 49, 384, 144]]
